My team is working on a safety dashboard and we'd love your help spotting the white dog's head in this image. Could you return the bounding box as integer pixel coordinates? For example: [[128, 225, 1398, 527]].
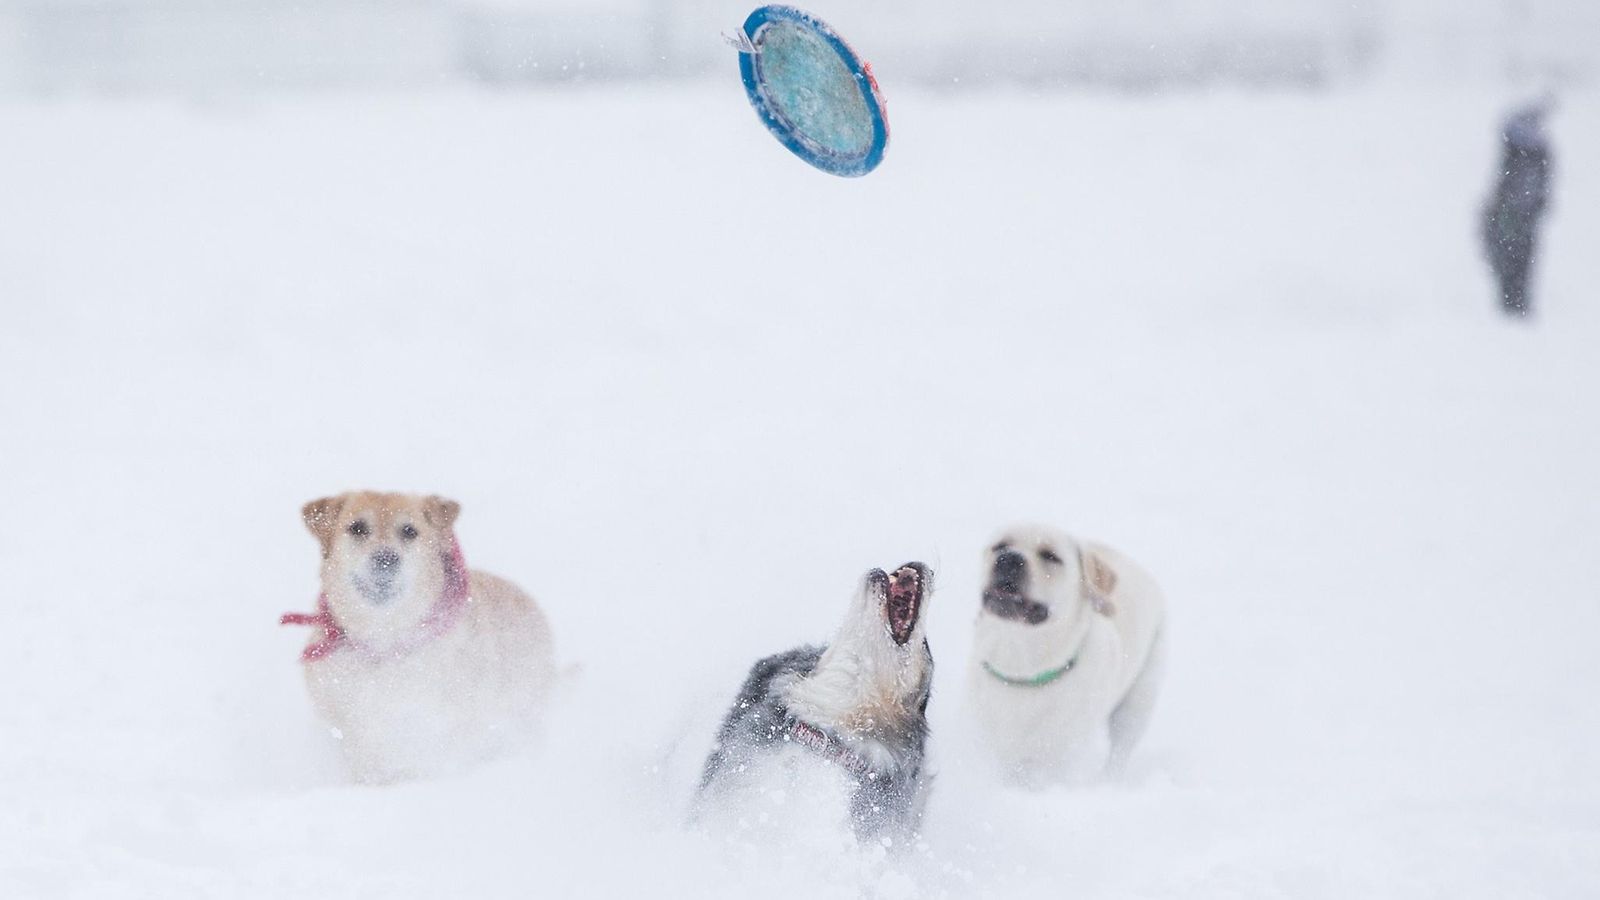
[[982, 524, 1116, 625], [302, 491, 463, 643]]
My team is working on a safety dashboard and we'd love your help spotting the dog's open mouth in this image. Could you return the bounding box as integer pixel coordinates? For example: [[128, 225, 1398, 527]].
[[982, 587, 1050, 625], [882, 564, 926, 646]]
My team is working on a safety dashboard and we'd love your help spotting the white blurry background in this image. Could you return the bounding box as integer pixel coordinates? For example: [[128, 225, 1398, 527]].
[[0, 0, 1596, 93], [1, 2, 1597, 898]]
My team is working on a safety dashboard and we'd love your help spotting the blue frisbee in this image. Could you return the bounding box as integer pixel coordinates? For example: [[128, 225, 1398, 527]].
[[733, 5, 889, 177]]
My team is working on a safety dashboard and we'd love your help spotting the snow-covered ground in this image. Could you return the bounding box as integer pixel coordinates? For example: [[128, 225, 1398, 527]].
[[1, 82, 1597, 897]]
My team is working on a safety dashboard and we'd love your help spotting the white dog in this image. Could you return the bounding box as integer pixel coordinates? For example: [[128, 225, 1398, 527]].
[[284, 491, 556, 782], [966, 524, 1165, 784]]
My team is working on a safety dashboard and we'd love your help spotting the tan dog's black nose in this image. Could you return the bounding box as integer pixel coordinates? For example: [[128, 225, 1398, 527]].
[[371, 547, 401, 573]]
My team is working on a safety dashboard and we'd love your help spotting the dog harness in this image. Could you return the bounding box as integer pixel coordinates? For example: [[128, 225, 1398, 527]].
[[280, 536, 470, 663], [786, 717, 873, 778]]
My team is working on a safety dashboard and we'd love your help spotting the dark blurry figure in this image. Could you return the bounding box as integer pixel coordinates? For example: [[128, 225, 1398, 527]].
[[1481, 99, 1553, 317]]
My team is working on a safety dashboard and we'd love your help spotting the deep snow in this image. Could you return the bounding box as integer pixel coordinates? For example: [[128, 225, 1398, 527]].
[[1, 82, 1597, 898]]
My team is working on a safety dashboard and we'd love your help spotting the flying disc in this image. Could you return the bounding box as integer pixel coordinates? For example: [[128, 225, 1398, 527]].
[[733, 5, 888, 177]]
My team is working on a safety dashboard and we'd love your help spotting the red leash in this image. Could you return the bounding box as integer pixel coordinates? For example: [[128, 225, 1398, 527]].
[[281, 536, 470, 663]]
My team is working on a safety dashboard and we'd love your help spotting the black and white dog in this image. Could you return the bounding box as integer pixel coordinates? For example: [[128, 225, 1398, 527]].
[[698, 563, 934, 841]]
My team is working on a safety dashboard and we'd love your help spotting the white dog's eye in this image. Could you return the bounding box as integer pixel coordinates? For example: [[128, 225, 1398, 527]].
[[398, 523, 419, 541], [1038, 547, 1062, 565], [346, 520, 370, 538]]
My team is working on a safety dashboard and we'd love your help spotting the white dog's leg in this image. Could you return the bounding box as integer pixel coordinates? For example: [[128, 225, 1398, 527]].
[[1107, 629, 1165, 775]]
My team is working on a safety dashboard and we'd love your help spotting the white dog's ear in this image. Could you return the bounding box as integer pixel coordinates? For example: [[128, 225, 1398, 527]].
[[1084, 551, 1118, 616], [424, 495, 461, 529], [302, 495, 345, 557]]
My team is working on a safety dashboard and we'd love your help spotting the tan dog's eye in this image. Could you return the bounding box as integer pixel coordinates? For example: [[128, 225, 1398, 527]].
[[347, 520, 370, 538], [398, 524, 419, 542], [1038, 547, 1062, 565]]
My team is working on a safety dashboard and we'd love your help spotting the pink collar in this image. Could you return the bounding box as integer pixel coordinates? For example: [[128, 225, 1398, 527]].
[[788, 718, 872, 778], [281, 537, 471, 663]]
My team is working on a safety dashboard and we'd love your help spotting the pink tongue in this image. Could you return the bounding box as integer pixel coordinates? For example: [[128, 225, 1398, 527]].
[[889, 566, 928, 614], [888, 568, 919, 607]]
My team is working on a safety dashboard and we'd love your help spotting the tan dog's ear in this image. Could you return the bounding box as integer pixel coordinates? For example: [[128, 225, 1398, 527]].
[[303, 496, 344, 557], [1084, 551, 1119, 616], [424, 495, 460, 530]]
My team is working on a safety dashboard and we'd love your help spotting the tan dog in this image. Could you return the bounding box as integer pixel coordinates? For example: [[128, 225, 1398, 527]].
[[284, 491, 556, 783], [967, 524, 1165, 784]]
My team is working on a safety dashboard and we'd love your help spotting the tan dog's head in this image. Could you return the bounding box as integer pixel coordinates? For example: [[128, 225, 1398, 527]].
[[982, 524, 1115, 625], [302, 491, 462, 642]]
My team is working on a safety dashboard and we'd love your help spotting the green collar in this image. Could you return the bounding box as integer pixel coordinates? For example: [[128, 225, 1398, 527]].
[[981, 656, 1077, 687]]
